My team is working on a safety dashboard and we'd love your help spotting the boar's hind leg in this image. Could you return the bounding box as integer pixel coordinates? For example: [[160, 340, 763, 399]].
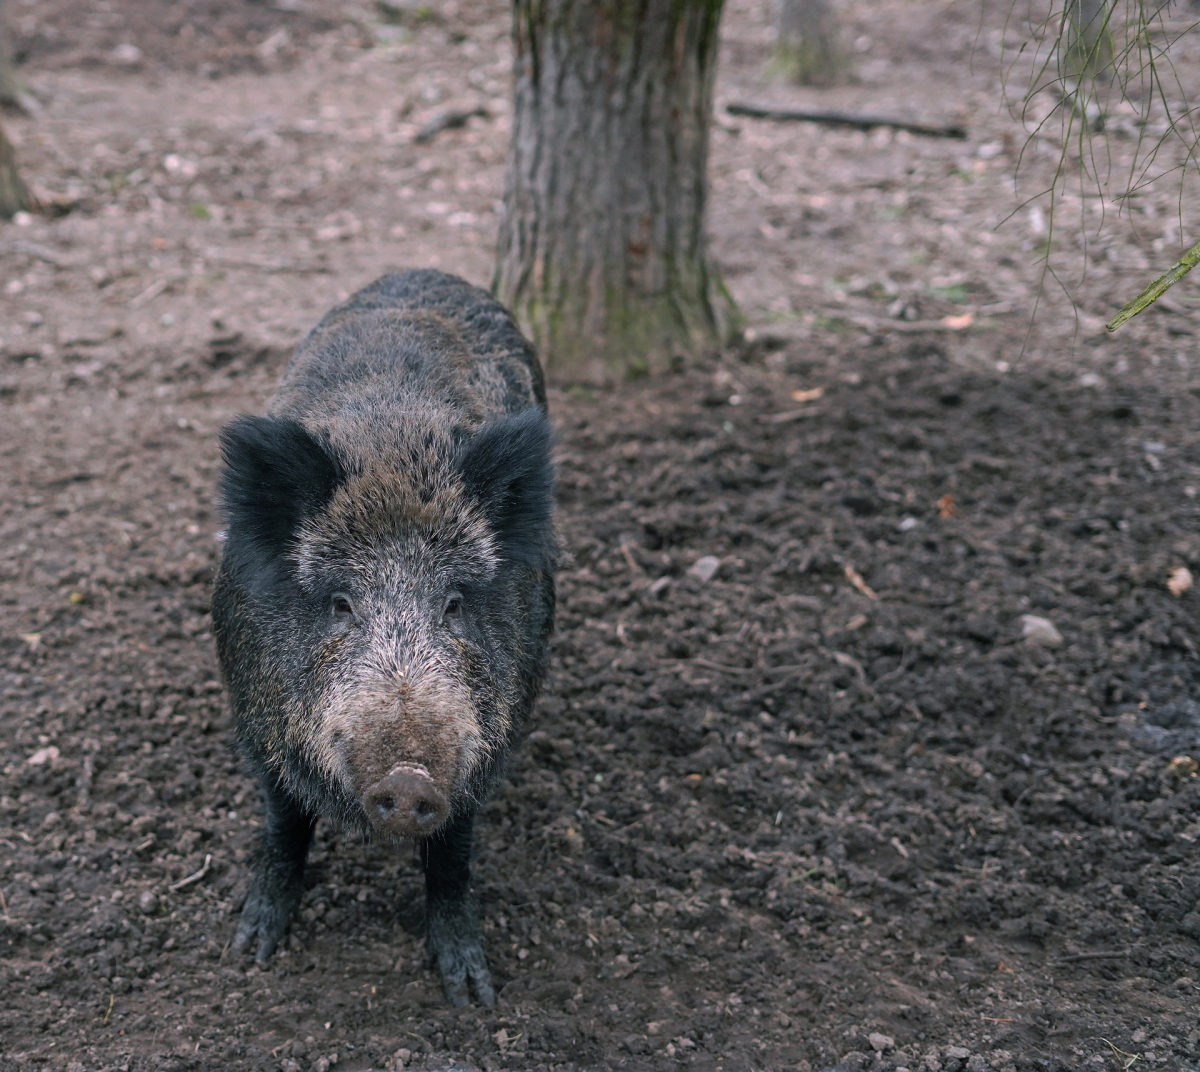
[[234, 775, 315, 964], [421, 811, 496, 1006]]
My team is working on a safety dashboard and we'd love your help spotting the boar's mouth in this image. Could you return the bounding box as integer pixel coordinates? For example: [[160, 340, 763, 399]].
[[362, 761, 450, 838]]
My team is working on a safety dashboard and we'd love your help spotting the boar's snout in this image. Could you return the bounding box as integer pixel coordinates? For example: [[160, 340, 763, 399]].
[[364, 764, 449, 837]]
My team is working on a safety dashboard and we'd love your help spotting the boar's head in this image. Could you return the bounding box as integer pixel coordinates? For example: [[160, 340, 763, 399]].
[[215, 405, 554, 840]]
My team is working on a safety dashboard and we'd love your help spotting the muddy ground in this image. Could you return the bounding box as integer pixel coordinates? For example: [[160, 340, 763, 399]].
[[2, 1, 1200, 1070]]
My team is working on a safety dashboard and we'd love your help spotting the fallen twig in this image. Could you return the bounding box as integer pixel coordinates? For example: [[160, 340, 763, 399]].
[[167, 853, 212, 892], [727, 101, 967, 139], [2, 240, 77, 268], [761, 407, 821, 425], [414, 106, 488, 144], [1053, 949, 1130, 964], [843, 564, 878, 600], [128, 278, 171, 309], [833, 650, 873, 694]]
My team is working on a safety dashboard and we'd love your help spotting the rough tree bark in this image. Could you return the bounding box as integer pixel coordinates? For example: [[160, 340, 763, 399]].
[[0, 116, 31, 218], [772, 0, 848, 87], [493, 0, 738, 382]]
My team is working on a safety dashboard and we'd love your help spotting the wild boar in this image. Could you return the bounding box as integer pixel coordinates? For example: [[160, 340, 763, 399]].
[[212, 270, 556, 1005]]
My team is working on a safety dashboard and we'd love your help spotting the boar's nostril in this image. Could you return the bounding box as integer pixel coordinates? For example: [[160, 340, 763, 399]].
[[364, 766, 448, 837]]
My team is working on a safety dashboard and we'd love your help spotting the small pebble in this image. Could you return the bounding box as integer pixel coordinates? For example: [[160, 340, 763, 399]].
[[1020, 614, 1062, 647], [687, 555, 721, 583], [1168, 565, 1193, 596]]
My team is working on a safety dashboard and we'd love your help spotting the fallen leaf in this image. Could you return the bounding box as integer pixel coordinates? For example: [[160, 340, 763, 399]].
[[1020, 614, 1062, 647], [687, 556, 721, 583], [941, 313, 974, 330], [27, 746, 60, 766], [937, 493, 958, 518], [1167, 755, 1198, 777], [790, 386, 825, 403], [843, 564, 878, 600], [1168, 566, 1193, 597]]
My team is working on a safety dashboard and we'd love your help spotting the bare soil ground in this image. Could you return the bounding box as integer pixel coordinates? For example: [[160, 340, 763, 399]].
[[2, 2, 1200, 1071]]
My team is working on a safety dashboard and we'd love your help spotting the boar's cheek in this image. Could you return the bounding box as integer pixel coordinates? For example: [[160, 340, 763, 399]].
[[456, 408, 554, 571], [218, 415, 344, 587]]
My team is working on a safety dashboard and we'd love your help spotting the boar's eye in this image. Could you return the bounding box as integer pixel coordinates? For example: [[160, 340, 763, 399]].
[[330, 593, 355, 620], [441, 592, 464, 623]]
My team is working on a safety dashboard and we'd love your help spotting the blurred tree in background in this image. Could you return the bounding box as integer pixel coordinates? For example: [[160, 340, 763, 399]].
[[771, 0, 849, 86]]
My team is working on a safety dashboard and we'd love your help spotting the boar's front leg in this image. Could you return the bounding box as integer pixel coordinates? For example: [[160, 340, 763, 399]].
[[233, 773, 315, 964], [421, 810, 496, 1006]]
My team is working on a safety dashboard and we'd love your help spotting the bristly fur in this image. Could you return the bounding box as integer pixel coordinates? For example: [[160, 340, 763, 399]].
[[457, 408, 555, 573], [213, 268, 555, 832], [218, 415, 345, 587], [213, 270, 554, 1003]]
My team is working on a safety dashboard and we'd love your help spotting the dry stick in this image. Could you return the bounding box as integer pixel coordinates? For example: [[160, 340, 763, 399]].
[[413, 106, 488, 145], [761, 407, 822, 425], [1107, 238, 1200, 331], [726, 102, 967, 139], [128, 278, 171, 309], [168, 853, 212, 892], [1053, 949, 1131, 964], [2, 240, 76, 268]]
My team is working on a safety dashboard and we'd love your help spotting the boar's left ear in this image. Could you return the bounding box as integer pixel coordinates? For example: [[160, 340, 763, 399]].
[[219, 415, 343, 566], [457, 408, 555, 569]]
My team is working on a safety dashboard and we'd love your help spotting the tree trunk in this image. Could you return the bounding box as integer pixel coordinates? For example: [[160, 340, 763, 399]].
[[772, 0, 848, 87], [0, 116, 31, 218], [0, 0, 34, 113], [494, 0, 738, 383], [1063, 0, 1113, 84]]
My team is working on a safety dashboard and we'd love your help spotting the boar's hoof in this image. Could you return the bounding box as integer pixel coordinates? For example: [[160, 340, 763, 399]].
[[433, 935, 496, 1007], [233, 884, 301, 964], [365, 765, 449, 838]]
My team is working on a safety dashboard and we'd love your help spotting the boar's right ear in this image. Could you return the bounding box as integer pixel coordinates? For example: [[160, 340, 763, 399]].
[[219, 416, 342, 567], [457, 408, 554, 570]]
